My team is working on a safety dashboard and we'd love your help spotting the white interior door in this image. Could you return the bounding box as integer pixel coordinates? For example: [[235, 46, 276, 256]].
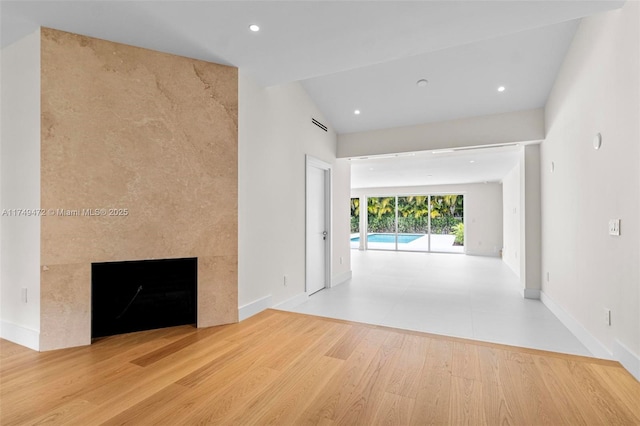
[[306, 156, 331, 295]]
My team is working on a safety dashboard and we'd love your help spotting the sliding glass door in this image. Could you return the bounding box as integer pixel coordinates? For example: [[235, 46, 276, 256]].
[[430, 195, 464, 253], [351, 194, 464, 253], [366, 196, 396, 250], [397, 196, 430, 251]]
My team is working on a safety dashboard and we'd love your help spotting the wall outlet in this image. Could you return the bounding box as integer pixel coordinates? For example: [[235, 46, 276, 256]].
[[283, 275, 288, 286], [603, 308, 611, 326], [608, 219, 620, 236]]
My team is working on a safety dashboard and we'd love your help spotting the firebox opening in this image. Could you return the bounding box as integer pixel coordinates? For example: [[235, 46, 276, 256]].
[[91, 257, 197, 339]]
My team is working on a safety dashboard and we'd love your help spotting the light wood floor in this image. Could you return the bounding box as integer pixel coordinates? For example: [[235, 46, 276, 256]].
[[1, 310, 639, 425]]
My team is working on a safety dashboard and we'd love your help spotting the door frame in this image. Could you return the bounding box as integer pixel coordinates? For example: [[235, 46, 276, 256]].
[[305, 155, 332, 294]]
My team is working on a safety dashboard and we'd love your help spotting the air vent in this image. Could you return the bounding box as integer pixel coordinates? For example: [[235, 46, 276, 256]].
[[312, 118, 328, 132]]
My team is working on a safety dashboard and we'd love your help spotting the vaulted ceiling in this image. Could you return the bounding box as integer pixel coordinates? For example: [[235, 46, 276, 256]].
[[1, 1, 624, 187], [1, 1, 623, 134]]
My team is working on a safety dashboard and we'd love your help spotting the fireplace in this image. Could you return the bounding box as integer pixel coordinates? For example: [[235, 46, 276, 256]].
[[91, 257, 197, 338]]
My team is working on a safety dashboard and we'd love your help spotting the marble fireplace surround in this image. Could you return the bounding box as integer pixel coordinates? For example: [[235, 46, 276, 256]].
[[39, 28, 238, 351]]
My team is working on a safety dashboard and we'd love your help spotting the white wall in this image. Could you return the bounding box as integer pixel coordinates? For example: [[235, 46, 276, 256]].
[[502, 163, 520, 276], [522, 144, 541, 297], [501, 145, 541, 297], [331, 159, 352, 285], [338, 108, 544, 159], [542, 2, 639, 375], [0, 29, 41, 350], [352, 182, 503, 257], [238, 71, 350, 312]]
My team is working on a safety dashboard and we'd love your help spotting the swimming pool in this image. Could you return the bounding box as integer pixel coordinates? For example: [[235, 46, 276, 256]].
[[350, 233, 424, 244]]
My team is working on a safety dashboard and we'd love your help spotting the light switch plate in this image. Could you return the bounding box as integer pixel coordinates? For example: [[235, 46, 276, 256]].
[[609, 219, 620, 236]]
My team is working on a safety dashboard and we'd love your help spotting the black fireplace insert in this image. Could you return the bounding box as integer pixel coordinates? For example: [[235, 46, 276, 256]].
[[92, 257, 197, 338]]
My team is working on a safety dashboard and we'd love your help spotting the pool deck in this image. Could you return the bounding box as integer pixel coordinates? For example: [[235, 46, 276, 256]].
[[351, 233, 464, 253]]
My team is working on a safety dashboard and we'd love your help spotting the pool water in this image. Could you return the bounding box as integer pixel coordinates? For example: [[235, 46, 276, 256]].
[[351, 234, 424, 244]]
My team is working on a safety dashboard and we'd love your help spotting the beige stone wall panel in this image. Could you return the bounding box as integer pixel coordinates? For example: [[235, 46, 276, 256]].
[[40, 28, 238, 350]]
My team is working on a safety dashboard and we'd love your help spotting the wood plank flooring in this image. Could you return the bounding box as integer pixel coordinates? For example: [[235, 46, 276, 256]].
[[1, 309, 639, 425]]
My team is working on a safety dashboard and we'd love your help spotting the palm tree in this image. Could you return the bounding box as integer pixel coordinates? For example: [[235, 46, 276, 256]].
[[397, 196, 430, 233], [443, 194, 463, 217], [400, 195, 429, 218], [350, 198, 360, 217], [367, 197, 394, 218], [430, 196, 444, 219], [350, 198, 360, 233], [367, 197, 395, 233]]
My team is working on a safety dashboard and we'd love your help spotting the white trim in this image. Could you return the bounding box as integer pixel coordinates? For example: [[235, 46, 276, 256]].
[[238, 295, 273, 321], [305, 155, 332, 295], [306, 155, 332, 170], [331, 270, 352, 287], [0, 320, 40, 351], [613, 339, 640, 382], [465, 250, 501, 257], [273, 292, 308, 311], [522, 288, 540, 300], [540, 291, 613, 360]]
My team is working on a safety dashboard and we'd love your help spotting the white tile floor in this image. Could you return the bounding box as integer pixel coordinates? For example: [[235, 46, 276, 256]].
[[283, 250, 593, 357]]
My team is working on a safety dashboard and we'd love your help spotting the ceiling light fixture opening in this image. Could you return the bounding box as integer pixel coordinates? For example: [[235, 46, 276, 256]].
[[497, 86, 506, 92], [354, 110, 361, 115], [249, 24, 260, 32], [416, 79, 428, 87]]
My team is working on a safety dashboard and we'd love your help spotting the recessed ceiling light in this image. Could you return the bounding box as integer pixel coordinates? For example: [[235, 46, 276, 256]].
[[354, 110, 361, 115], [416, 79, 428, 87], [249, 24, 260, 32], [497, 86, 506, 92], [369, 167, 374, 171], [469, 160, 475, 163]]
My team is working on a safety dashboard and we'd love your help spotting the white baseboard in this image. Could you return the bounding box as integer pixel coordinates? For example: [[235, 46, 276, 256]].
[[465, 249, 500, 257], [238, 295, 273, 321], [0, 320, 39, 351], [522, 288, 540, 300], [331, 270, 352, 287], [540, 291, 612, 360], [613, 339, 640, 382], [273, 292, 308, 311]]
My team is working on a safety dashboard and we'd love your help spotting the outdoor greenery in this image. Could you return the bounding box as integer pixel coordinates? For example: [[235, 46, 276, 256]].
[[453, 222, 464, 245], [350, 198, 360, 233], [367, 197, 395, 233], [351, 195, 464, 242]]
